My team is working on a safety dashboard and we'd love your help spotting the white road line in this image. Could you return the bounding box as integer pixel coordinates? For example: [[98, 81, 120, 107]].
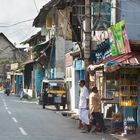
[[8, 111, 12, 115], [19, 127, 28, 136], [12, 117, 18, 123], [5, 107, 8, 110], [4, 104, 7, 107]]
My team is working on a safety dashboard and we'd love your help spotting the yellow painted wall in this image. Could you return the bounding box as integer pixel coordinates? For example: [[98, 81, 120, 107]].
[[58, 8, 72, 40]]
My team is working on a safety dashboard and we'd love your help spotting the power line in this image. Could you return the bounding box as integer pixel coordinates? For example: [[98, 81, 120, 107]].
[[20, 27, 37, 42], [0, 18, 34, 28], [33, 0, 39, 13]]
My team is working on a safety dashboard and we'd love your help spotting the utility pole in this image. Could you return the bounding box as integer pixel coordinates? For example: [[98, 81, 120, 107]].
[[83, 0, 91, 86]]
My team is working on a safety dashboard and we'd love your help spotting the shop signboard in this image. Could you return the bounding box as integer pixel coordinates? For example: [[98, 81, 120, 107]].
[[74, 60, 84, 70], [108, 20, 131, 56]]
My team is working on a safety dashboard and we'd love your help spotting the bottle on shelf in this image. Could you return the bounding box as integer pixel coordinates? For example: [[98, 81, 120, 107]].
[[124, 118, 127, 134]]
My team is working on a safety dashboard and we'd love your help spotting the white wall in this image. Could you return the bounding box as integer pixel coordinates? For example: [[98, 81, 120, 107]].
[[23, 89, 33, 97], [111, 0, 117, 25], [55, 36, 65, 78], [120, 1, 140, 41]]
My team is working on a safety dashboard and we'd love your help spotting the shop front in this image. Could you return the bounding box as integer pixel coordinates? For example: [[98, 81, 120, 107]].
[[91, 62, 140, 134], [88, 20, 140, 134]]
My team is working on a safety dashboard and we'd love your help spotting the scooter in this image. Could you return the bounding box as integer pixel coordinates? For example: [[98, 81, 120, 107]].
[[5, 88, 10, 96]]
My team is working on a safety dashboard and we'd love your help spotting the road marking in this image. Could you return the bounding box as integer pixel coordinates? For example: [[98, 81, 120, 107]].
[[8, 111, 12, 115], [19, 127, 28, 136], [4, 104, 7, 107], [12, 117, 18, 123], [5, 107, 8, 110], [11, 100, 38, 104]]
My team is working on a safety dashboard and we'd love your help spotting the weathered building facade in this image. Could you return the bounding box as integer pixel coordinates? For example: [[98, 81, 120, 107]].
[[0, 33, 24, 82]]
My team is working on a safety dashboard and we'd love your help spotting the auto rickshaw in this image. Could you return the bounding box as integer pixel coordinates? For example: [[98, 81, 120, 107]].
[[40, 78, 67, 110]]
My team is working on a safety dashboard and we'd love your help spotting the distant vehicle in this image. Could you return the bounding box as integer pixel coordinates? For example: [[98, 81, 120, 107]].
[[4, 81, 11, 96], [39, 78, 67, 110], [4, 87, 10, 96]]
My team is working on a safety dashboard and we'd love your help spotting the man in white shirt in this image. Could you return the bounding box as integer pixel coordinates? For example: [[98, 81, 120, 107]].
[[78, 80, 90, 133]]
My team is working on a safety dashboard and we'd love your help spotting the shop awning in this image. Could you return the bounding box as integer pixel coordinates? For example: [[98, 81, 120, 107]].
[[96, 52, 140, 65], [89, 52, 140, 73]]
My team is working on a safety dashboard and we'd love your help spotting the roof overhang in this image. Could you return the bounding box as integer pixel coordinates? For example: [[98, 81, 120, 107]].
[[21, 31, 41, 44], [33, 0, 56, 27], [33, 0, 73, 27], [89, 52, 140, 73]]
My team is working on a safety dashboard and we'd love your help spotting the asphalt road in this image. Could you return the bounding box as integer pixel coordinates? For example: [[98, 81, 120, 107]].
[[0, 92, 125, 140]]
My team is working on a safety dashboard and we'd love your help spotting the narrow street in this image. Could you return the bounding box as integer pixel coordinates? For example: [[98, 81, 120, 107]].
[[0, 91, 122, 140]]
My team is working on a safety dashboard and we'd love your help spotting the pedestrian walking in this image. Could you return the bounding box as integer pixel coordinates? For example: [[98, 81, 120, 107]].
[[78, 80, 90, 133], [89, 86, 106, 133]]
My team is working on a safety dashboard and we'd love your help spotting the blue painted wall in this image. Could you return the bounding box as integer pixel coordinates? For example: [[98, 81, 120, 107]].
[[35, 68, 45, 96], [74, 60, 85, 108], [15, 75, 23, 96]]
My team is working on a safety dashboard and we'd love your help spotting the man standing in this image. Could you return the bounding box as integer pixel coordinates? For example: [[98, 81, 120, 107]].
[[19, 81, 24, 100], [42, 83, 49, 109], [89, 86, 106, 133], [78, 80, 90, 133]]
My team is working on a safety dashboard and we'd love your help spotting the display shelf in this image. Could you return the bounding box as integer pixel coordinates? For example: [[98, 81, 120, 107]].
[[119, 84, 138, 107], [111, 113, 123, 134], [112, 121, 123, 133], [120, 95, 137, 97], [119, 72, 138, 135], [124, 120, 136, 135]]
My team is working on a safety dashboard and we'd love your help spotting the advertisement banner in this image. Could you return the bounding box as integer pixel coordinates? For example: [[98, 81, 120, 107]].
[[108, 20, 131, 56]]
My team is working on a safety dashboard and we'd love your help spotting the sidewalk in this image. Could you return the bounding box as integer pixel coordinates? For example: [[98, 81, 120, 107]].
[[23, 100, 140, 140], [55, 109, 140, 140]]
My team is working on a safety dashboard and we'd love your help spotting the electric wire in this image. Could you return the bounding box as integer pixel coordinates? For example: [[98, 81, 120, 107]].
[[0, 18, 34, 28], [20, 27, 36, 42], [33, 0, 39, 13]]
